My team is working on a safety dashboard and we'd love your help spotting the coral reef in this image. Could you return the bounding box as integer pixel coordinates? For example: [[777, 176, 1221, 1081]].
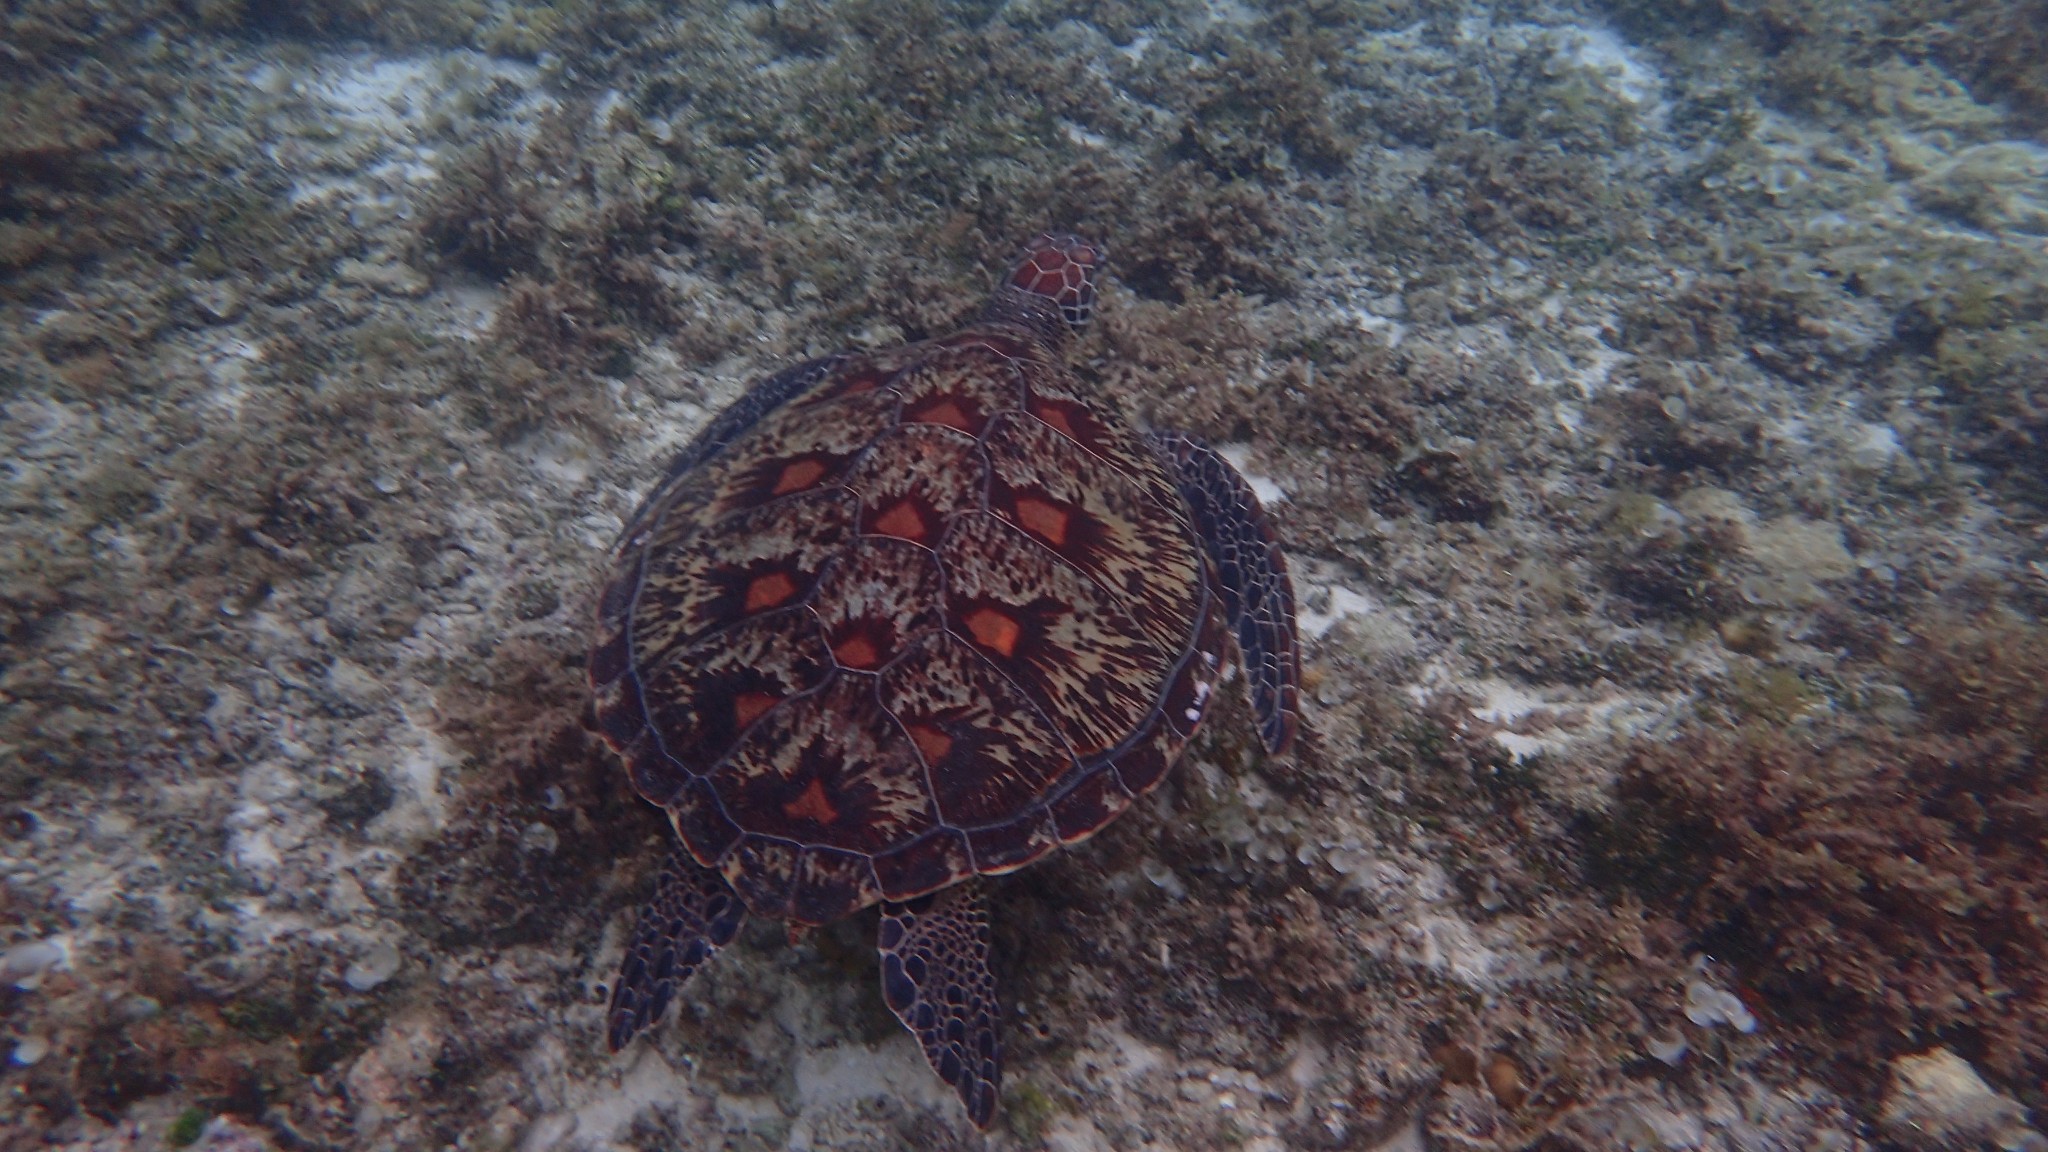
[[1588, 620, 2048, 1102], [4, 0, 2047, 1147], [1601, 0, 2048, 128]]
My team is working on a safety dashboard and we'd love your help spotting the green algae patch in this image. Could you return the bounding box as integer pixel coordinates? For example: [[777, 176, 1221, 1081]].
[[1002, 1079, 1059, 1143], [167, 1108, 208, 1147]]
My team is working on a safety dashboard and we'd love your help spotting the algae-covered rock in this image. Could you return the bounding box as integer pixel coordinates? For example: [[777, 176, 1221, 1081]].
[[1880, 1048, 2046, 1152]]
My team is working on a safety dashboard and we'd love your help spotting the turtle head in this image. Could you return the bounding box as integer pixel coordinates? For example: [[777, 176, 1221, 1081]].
[[982, 233, 1105, 347]]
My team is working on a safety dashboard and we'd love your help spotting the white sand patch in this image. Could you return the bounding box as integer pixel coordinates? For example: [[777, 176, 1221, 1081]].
[[366, 715, 454, 845], [788, 1039, 954, 1127], [262, 50, 550, 224], [520, 1044, 700, 1151], [1401, 912, 1500, 986], [1560, 24, 1664, 109], [1411, 671, 1689, 765], [1299, 585, 1380, 641], [1348, 302, 1409, 348], [1216, 443, 1288, 505]]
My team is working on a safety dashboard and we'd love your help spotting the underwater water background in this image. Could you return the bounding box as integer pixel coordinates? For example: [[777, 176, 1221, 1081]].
[[2, 0, 2047, 1148]]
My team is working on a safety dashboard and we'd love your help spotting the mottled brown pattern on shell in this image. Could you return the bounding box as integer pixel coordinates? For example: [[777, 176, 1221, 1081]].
[[878, 632, 1073, 829], [962, 809, 1063, 874], [632, 612, 834, 803], [843, 423, 985, 547], [710, 673, 936, 854], [871, 827, 975, 902], [706, 386, 899, 519], [618, 385, 898, 569], [1051, 760, 1135, 843], [1041, 594, 1226, 843], [1110, 594, 1230, 798], [936, 329, 1043, 363], [984, 411, 1200, 652], [940, 510, 1172, 758], [1162, 594, 1231, 743], [722, 836, 801, 917], [795, 356, 896, 405], [811, 536, 947, 671], [1022, 366, 1188, 517], [785, 845, 884, 925], [630, 489, 856, 667], [888, 343, 1029, 437], [668, 779, 743, 866]]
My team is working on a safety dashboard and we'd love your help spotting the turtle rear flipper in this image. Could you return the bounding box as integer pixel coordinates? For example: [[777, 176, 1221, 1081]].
[[878, 881, 1001, 1129], [607, 844, 748, 1051], [1149, 433, 1302, 755]]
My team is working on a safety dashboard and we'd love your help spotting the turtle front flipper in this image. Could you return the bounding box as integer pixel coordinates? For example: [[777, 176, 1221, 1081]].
[[1148, 433, 1302, 756], [878, 881, 1001, 1129], [607, 842, 748, 1051]]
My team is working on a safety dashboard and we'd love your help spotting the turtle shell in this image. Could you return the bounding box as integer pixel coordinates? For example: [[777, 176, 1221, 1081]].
[[590, 328, 1230, 926]]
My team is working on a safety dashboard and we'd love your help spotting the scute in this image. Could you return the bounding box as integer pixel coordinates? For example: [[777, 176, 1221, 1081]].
[[811, 536, 946, 671], [940, 509, 1172, 759], [889, 343, 1028, 436], [1022, 368, 1187, 517], [621, 382, 897, 561], [1050, 764, 1135, 844], [702, 384, 898, 519], [845, 422, 985, 548], [710, 674, 938, 857], [871, 827, 976, 902], [879, 632, 1073, 829], [634, 612, 835, 802], [630, 489, 858, 668], [983, 409, 1200, 649]]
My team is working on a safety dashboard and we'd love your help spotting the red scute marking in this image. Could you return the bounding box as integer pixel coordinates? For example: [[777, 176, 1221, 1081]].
[[833, 632, 881, 669], [744, 571, 799, 612], [772, 458, 828, 495], [734, 691, 779, 728], [905, 723, 953, 765], [964, 607, 1022, 657], [1029, 397, 1088, 443], [1013, 496, 1070, 547], [909, 397, 976, 432], [871, 500, 929, 543], [1010, 261, 1052, 294], [1013, 245, 1075, 297], [782, 779, 839, 825]]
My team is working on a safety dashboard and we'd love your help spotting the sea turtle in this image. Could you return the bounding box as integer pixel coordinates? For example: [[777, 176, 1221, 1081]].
[[589, 233, 1301, 1128]]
